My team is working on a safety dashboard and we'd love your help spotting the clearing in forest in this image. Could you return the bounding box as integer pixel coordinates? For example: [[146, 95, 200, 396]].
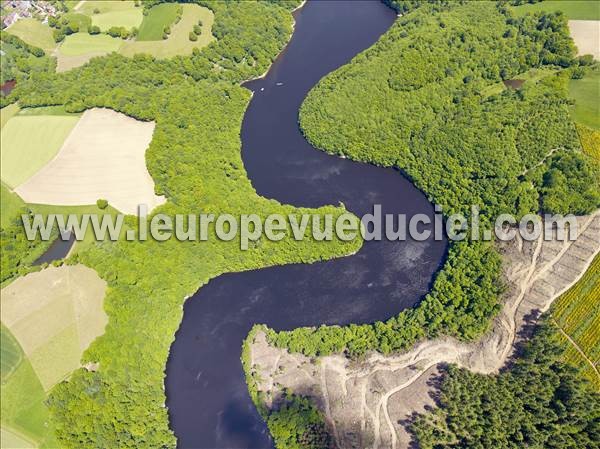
[[14, 108, 164, 215], [0, 265, 107, 391], [136, 3, 181, 41], [5, 19, 55, 53], [56, 32, 122, 71], [512, 0, 600, 20], [90, 1, 143, 32], [119, 4, 214, 58], [569, 68, 600, 130], [0, 115, 80, 188]]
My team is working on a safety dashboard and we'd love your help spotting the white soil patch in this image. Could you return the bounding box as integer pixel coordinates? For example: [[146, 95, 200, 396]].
[[0, 264, 107, 390], [15, 108, 165, 215], [251, 212, 600, 449], [568, 20, 600, 59]]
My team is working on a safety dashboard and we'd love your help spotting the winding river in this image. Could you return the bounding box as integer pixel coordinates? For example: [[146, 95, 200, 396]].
[[166, 1, 446, 448]]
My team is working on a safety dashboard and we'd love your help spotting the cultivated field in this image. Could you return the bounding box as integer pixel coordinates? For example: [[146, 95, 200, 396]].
[[56, 32, 123, 71], [1, 357, 55, 448], [552, 254, 600, 389], [0, 115, 80, 188], [569, 68, 600, 130], [512, 0, 600, 20], [1, 325, 23, 383], [577, 124, 600, 160], [5, 19, 55, 53], [14, 108, 163, 215], [120, 4, 214, 58], [136, 3, 181, 41], [0, 265, 107, 391], [568, 20, 600, 59], [90, 1, 143, 32]]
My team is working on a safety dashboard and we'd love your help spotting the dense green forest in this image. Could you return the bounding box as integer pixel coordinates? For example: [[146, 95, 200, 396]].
[[2, 1, 599, 448], [266, 394, 332, 449], [0, 32, 54, 84], [268, 0, 600, 358], [413, 321, 600, 448]]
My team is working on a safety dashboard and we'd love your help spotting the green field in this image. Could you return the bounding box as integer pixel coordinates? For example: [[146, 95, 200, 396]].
[[0, 184, 25, 228], [62, 12, 92, 31], [0, 104, 20, 130], [512, 0, 600, 20], [1, 325, 23, 383], [59, 32, 123, 56], [481, 66, 560, 97], [91, 3, 143, 32], [0, 358, 56, 448], [137, 3, 181, 41], [569, 68, 600, 130], [552, 254, 600, 389], [0, 115, 80, 187], [78, 0, 137, 15], [5, 19, 55, 53], [120, 4, 214, 58]]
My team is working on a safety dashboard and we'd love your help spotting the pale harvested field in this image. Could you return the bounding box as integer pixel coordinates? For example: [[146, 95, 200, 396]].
[[15, 108, 165, 215], [569, 20, 600, 59], [0, 265, 107, 390]]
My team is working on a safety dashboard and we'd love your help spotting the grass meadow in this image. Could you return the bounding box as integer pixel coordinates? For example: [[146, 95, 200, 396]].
[[91, 3, 143, 32], [569, 68, 600, 130], [120, 4, 214, 58], [5, 19, 56, 52], [137, 3, 181, 41], [1, 325, 23, 383], [552, 254, 600, 389], [0, 357, 56, 448], [512, 1, 600, 20], [59, 32, 123, 56], [0, 115, 79, 187], [0, 103, 20, 129]]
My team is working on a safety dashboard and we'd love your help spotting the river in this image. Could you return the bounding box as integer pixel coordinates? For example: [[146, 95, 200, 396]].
[[166, 1, 446, 448]]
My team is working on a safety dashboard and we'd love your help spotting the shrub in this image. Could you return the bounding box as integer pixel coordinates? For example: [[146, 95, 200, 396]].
[[96, 199, 108, 210], [189, 32, 198, 42], [88, 25, 101, 35], [193, 25, 202, 35], [93, 8, 100, 14]]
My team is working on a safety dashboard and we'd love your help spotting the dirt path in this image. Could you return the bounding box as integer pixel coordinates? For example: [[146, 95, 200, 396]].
[[250, 212, 600, 449]]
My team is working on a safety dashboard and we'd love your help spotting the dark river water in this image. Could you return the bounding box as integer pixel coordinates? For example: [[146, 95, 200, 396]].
[[166, 1, 446, 448]]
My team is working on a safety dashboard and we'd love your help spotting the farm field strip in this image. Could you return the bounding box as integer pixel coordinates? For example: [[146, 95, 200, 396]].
[[0, 115, 80, 188], [552, 254, 600, 388], [119, 4, 214, 58]]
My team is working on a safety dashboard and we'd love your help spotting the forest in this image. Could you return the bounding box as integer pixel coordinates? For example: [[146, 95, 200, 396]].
[[1, 1, 599, 448], [413, 321, 600, 449], [269, 0, 600, 358], [0, 0, 366, 447]]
